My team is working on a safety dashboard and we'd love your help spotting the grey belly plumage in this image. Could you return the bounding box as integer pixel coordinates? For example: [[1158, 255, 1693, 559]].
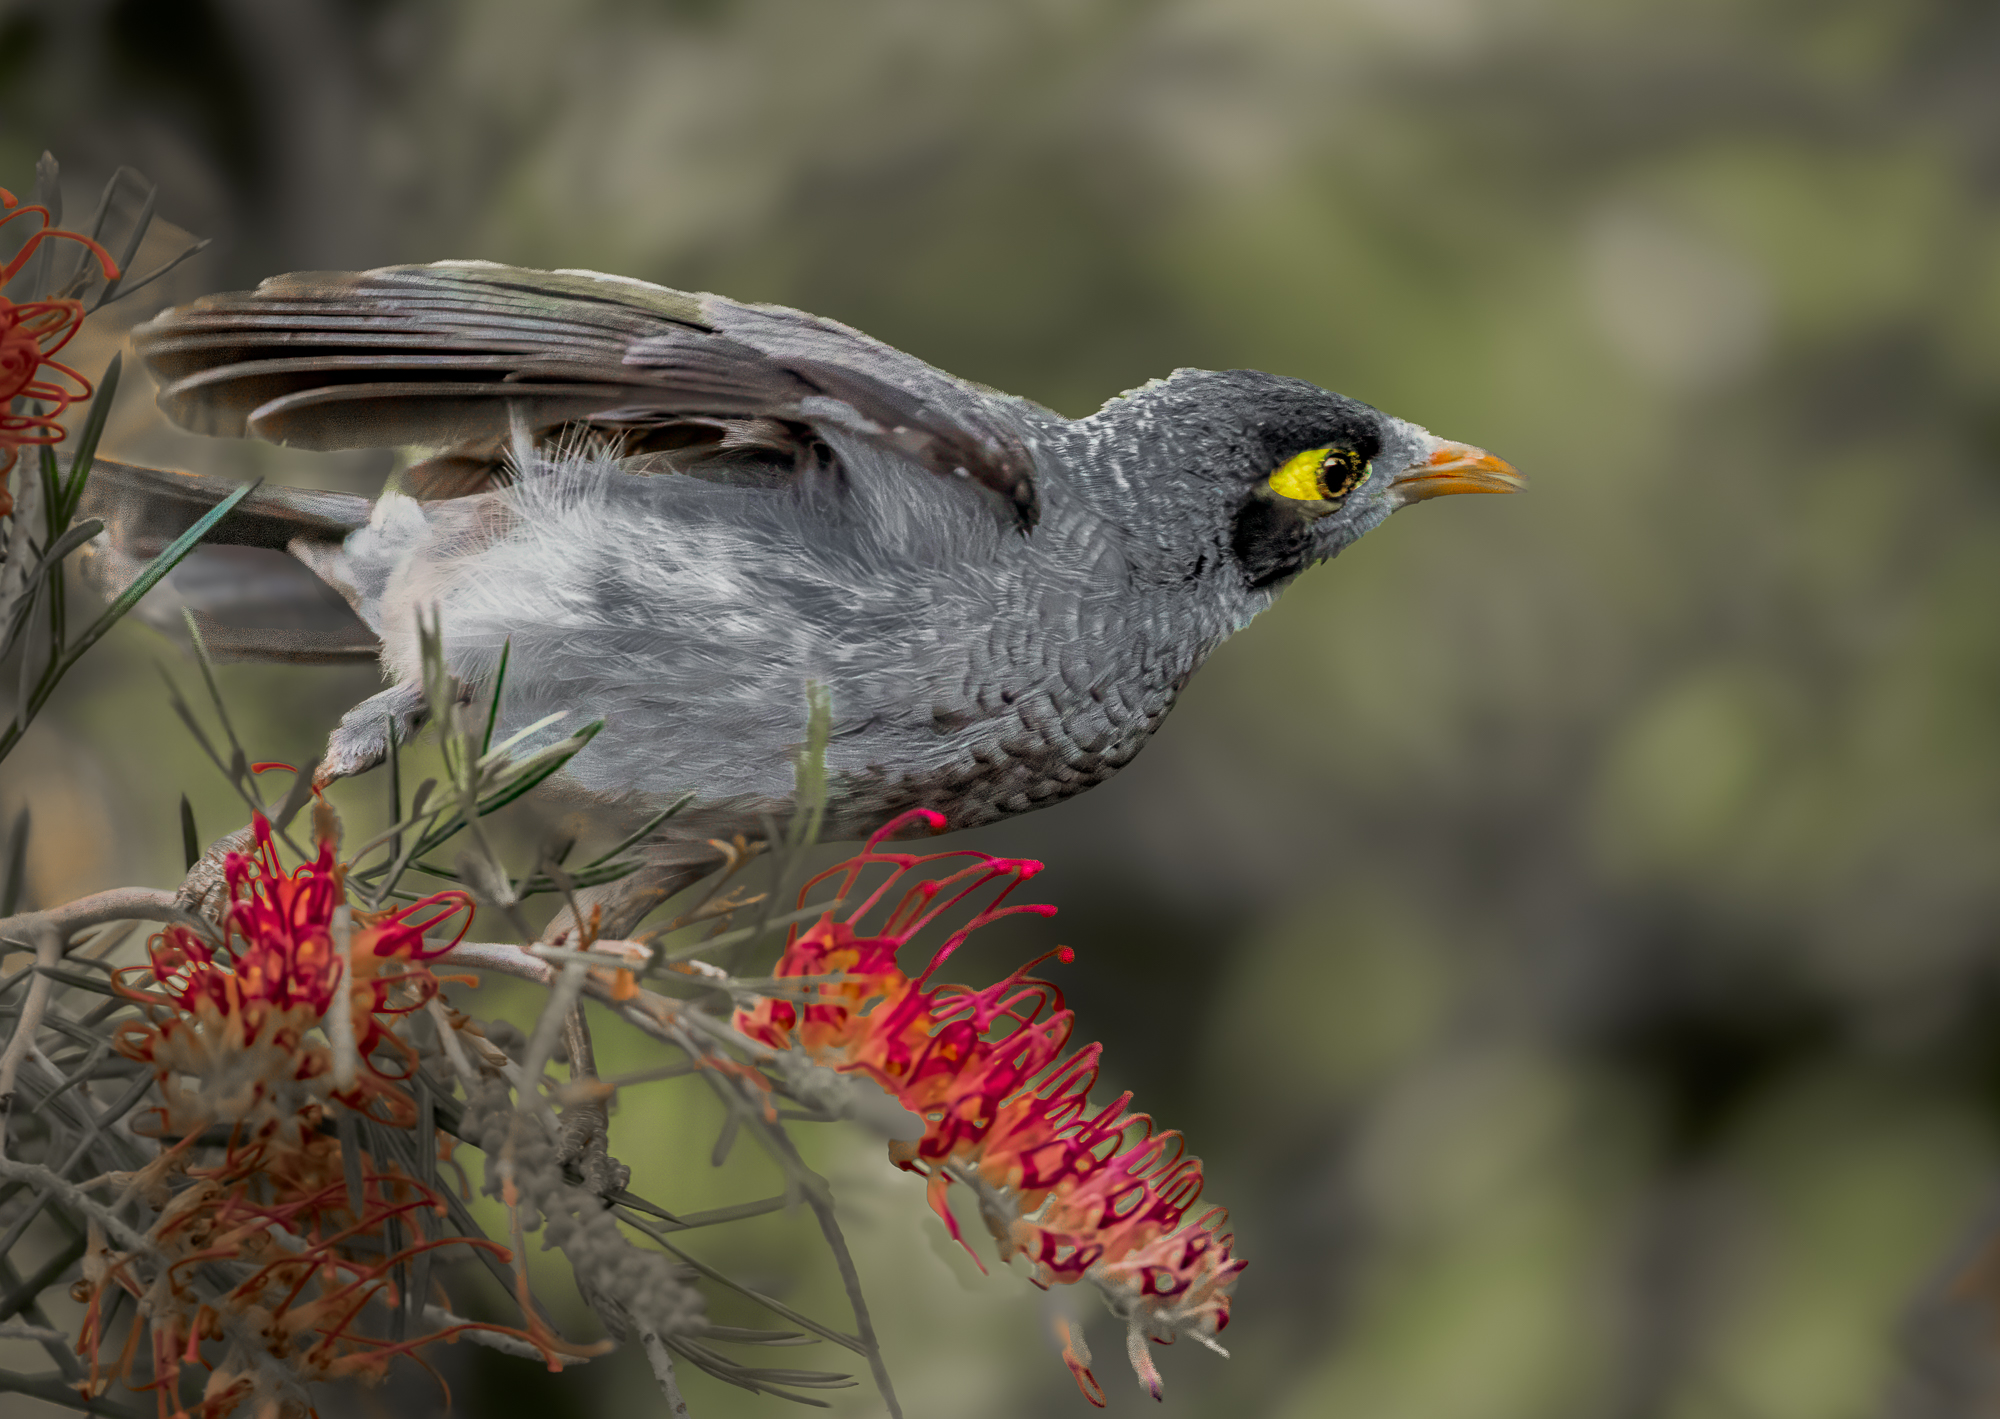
[[825, 657, 1195, 834]]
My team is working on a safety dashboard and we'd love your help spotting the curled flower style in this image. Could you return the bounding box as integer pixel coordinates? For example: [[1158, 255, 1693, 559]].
[[118, 813, 472, 1132], [0, 186, 120, 494], [736, 810, 1246, 1405], [73, 1136, 539, 1419], [87, 812, 562, 1418]]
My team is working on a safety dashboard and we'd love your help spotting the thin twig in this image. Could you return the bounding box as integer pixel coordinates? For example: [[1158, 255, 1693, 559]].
[[0, 1321, 68, 1344], [0, 919, 58, 1129], [424, 998, 480, 1089], [0, 1368, 148, 1418], [643, 1331, 693, 1417], [734, 1086, 902, 1418], [0, 887, 194, 947], [328, 905, 358, 1091]]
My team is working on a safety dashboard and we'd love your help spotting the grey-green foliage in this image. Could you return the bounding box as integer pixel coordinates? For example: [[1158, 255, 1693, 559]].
[[0, 156, 222, 765]]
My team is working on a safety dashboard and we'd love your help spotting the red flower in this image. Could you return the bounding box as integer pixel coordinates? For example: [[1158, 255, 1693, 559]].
[[0, 185, 120, 506], [736, 810, 1246, 1405], [90, 813, 568, 1418], [123, 815, 471, 1128]]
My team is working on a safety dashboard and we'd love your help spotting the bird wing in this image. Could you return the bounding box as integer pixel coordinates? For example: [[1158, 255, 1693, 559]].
[[133, 261, 1039, 527]]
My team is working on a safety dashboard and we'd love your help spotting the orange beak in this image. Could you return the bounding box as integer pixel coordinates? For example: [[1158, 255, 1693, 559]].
[[1389, 443, 1525, 505]]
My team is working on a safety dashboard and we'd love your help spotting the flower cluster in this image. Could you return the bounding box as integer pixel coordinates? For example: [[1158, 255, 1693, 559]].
[[736, 810, 1246, 1405], [117, 814, 471, 1134], [73, 1132, 521, 1419], [0, 185, 118, 502], [89, 812, 566, 1417]]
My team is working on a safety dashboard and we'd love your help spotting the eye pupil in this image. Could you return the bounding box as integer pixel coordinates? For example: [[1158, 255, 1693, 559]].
[[1267, 444, 1368, 503], [1317, 451, 1367, 500]]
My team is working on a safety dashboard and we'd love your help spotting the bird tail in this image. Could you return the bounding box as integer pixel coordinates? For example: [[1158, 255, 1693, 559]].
[[76, 457, 382, 663]]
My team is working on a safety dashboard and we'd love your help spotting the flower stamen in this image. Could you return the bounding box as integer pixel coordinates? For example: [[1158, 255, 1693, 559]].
[[736, 809, 1245, 1404]]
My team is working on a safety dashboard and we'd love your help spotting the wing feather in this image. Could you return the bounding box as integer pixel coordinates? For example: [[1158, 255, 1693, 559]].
[[135, 262, 1039, 525]]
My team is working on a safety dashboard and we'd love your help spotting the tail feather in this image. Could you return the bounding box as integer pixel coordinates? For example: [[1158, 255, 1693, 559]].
[[76, 457, 380, 663], [80, 458, 371, 553]]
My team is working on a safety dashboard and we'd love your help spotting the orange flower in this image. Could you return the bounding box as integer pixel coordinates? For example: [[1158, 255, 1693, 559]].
[[0, 185, 120, 506], [736, 810, 1246, 1405]]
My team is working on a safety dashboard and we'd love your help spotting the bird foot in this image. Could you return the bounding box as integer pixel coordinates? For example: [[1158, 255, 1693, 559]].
[[317, 682, 431, 787]]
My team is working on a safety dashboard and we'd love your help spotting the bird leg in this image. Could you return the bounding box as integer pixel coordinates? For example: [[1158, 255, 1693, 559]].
[[176, 824, 258, 924], [317, 682, 433, 787]]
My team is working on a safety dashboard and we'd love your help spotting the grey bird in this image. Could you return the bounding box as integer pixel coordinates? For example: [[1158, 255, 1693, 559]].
[[88, 261, 1520, 927]]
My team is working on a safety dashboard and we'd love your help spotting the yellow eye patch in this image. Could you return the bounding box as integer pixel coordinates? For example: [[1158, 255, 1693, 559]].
[[1268, 446, 1369, 503]]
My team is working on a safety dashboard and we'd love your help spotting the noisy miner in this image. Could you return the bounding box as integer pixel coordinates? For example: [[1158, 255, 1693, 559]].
[[86, 261, 1520, 930]]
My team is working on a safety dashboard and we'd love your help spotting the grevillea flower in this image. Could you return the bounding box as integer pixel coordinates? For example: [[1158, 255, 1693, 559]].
[[72, 1137, 528, 1419], [92, 812, 569, 1418], [735, 810, 1246, 1405], [0, 186, 119, 505], [118, 814, 472, 1132]]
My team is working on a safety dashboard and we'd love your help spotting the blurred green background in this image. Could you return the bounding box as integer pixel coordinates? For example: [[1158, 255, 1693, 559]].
[[8, 0, 2000, 1415]]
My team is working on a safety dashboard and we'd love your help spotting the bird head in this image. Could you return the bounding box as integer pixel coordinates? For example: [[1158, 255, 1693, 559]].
[[1077, 368, 1522, 595]]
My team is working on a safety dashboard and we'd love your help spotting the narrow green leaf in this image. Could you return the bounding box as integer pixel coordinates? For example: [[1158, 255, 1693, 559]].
[[478, 710, 570, 765], [613, 1209, 868, 1355], [38, 445, 62, 544], [481, 638, 511, 755], [651, 900, 843, 964], [388, 725, 602, 867], [178, 795, 199, 872], [385, 713, 403, 869], [180, 605, 249, 785], [101, 237, 211, 304], [0, 566, 41, 666], [361, 779, 439, 905], [155, 662, 285, 828], [0, 806, 27, 917], [473, 722, 603, 818], [92, 176, 157, 307], [30, 965, 114, 998], [269, 757, 322, 835], [16, 517, 104, 588], [57, 354, 120, 522], [417, 606, 453, 766], [55, 480, 256, 675], [157, 665, 232, 784], [551, 858, 642, 890], [78, 166, 121, 243], [583, 791, 697, 869], [787, 680, 832, 851], [392, 856, 641, 896]]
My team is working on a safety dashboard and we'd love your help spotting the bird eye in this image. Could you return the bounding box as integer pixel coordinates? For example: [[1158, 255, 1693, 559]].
[[1268, 446, 1370, 504]]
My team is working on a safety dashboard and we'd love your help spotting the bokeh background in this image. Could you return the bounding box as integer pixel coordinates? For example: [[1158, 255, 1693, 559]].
[[8, 1, 2000, 1416]]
